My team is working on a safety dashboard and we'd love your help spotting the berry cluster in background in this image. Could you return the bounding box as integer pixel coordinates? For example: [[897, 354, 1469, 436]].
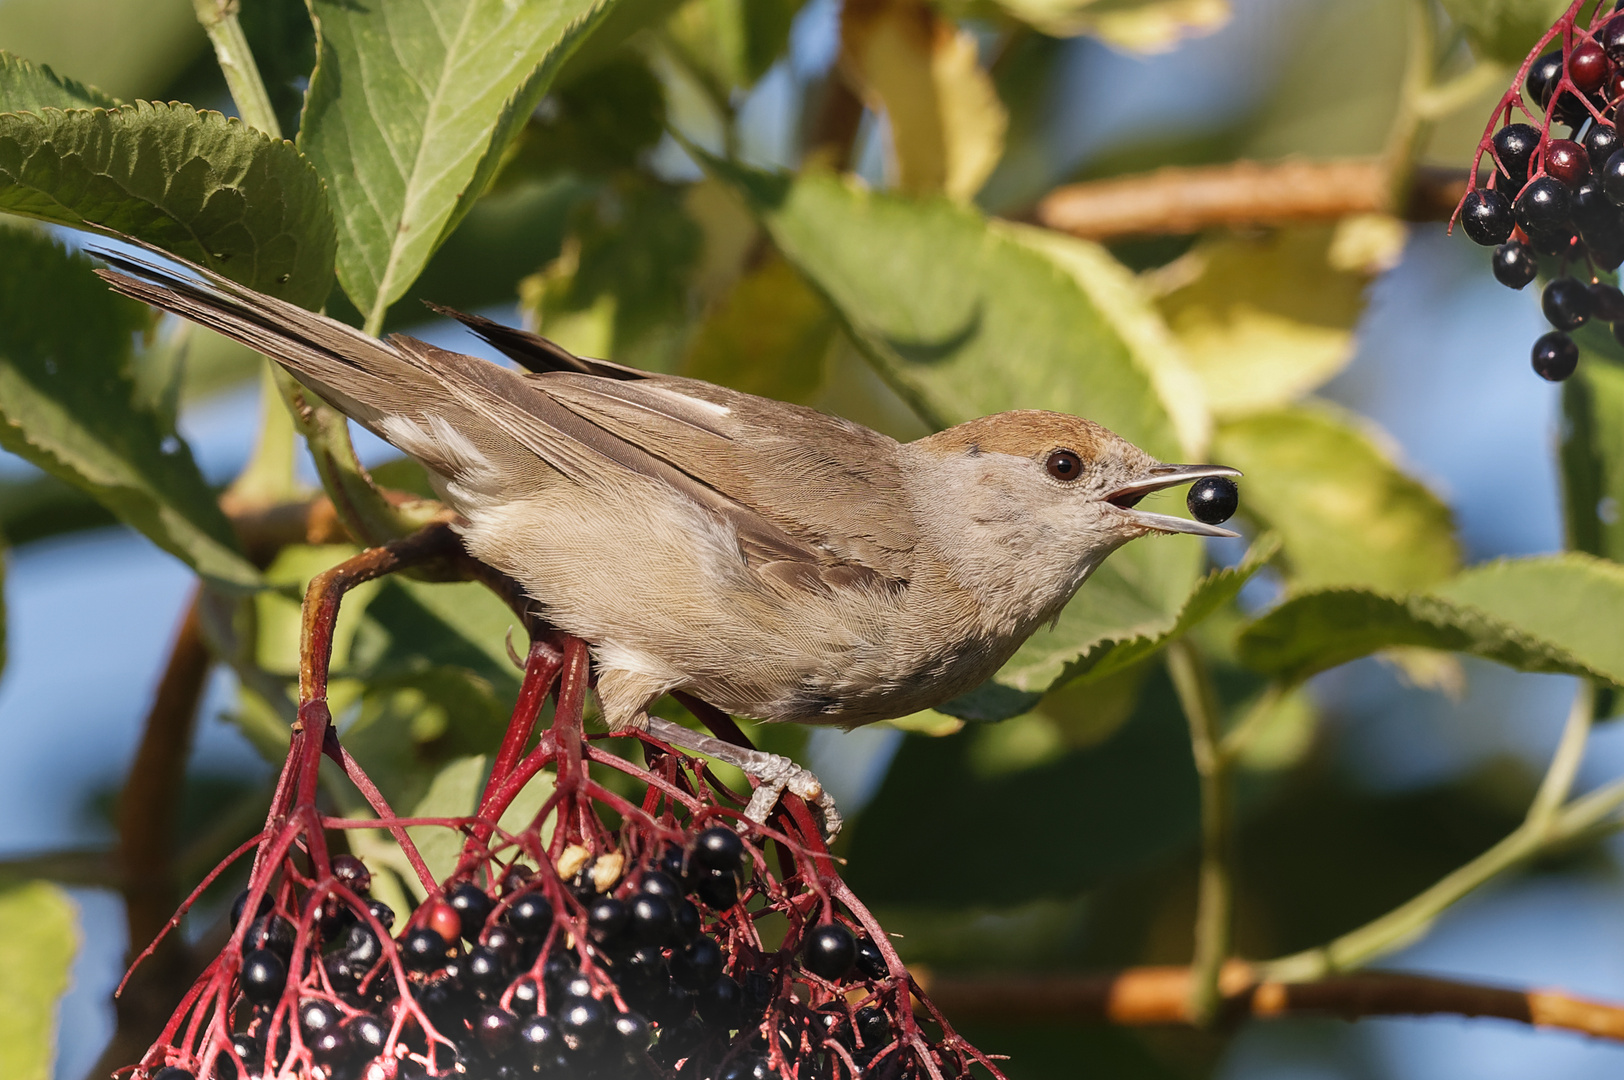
[[1456, 0, 1624, 381]]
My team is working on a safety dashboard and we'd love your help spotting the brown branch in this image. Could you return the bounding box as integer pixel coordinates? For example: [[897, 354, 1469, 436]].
[[917, 962, 1624, 1042], [1031, 159, 1472, 242]]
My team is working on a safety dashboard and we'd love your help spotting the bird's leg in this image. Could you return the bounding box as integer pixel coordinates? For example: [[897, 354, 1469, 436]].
[[642, 715, 844, 841]]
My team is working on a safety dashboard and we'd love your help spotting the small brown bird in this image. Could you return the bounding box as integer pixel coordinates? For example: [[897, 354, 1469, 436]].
[[97, 248, 1239, 830]]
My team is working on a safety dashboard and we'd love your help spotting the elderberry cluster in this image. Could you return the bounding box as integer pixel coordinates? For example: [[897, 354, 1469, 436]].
[[1457, 7, 1624, 381], [143, 823, 919, 1080]]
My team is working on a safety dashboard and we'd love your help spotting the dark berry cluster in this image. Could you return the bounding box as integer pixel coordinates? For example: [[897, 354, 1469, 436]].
[[1455, 2, 1624, 381], [127, 637, 993, 1080]]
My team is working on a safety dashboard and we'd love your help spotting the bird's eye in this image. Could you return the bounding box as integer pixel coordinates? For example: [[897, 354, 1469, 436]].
[[1046, 449, 1083, 481]]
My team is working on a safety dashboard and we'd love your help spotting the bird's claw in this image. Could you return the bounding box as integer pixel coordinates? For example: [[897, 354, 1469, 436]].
[[741, 756, 843, 842]]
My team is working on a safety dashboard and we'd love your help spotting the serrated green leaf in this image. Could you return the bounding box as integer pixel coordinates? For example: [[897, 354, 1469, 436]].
[[0, 880, 78, 1080], [299, 0, 617, 324], [1561, 357, 1624, 562], [1237, 553, 1624, 685], [0, 102, 335, 308], [718, 164, 1186, 460], [0, 230, 260, 590], [0, 51, 116, 112], [940, 533, 1279, 721], [1213, 402, 1459, 593]]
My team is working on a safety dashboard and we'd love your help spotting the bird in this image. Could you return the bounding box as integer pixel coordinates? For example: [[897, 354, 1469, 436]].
[[94, 246, 1240, 833]]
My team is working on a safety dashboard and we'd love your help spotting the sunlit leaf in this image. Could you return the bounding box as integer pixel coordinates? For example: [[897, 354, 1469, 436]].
[[992, 0, 1231, 51], [1561, 356, 1624, 563], [0, 230, 261, 590], [940, 534, 1278, 721], [679, 254, 834, 402], [718, 162, 1186, 460], [0, 880, 77, 1080], [1237, 553, 1624, 685], [1152, 227, 1368, 419], [0, 51, 115, 111], [0, 102, 336, 308], [841, 0, 1007, 201], [299, 0, 617, 324], [1213, 402, 1459, 593]]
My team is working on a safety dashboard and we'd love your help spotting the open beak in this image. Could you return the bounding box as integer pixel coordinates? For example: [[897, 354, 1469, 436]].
[[1105, 464, 1243, 539]]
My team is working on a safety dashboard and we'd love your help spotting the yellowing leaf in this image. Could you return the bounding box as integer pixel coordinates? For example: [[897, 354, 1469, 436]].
[[1154, 227, 1370, 419], [840, 0, 1007, 201], [994, 0, 1230, 51]]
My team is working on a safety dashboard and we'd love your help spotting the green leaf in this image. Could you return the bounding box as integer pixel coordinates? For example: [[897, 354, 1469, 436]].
[[0, 880, 78, 1080], [1213, 403, 1459, 593], [406, 755, 488, 885], [719, 164, 1187, 460], [1439, 0, 1570, 65], [667, 0, 803, 89], [940, 533, 1279, 721], [679, 254, 834, 402], [0, 50, 115, 111], [1237, 553, 1624, 685], [0, 230, 260, 590], [1561, 357, 1624, 562], [0, 0, 204, 102], [299, 0, 617, 325], [0, 102, 336, 309]]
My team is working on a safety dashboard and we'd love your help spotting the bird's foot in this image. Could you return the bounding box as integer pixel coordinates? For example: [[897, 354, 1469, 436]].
[[644, 716, 843, 841]]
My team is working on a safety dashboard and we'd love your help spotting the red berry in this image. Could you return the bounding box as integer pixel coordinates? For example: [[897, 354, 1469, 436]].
[[1547, 139, 1592, 187], [1572, 41, 1612, 94], [424, 900, 461, 945]]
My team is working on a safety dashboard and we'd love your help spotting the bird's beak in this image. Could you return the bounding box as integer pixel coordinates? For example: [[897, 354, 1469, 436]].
[[1105, 464, 1243, 539]]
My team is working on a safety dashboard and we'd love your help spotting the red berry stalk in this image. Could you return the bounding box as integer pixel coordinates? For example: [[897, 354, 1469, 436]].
[[119, 532, 1005, 1080]]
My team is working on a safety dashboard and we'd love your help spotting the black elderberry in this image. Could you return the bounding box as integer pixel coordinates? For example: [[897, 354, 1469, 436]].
[[647, 981, 697, 1026], [670, 936, 724, 990], [229, 1032, 264, 1071], [587, 895, 631, 948], [854, 936, 887, 981], [366, 899, 395, 931], [1525, 224, 1579, 256], [309, 1025, 352, 1065], [345, 1013, 387, 1057], [1460, 188, 1515, 245], [519, 1013, 566, 1065], [1593, 282, 1624, 322], [239, 948, 287, 1006], [543, 950, 580, 996], [299, 997, 343, 1037], [229, 890, 272, 929], [509, 976, 541, 1014], [1605, 149, 1624, 206], [481, 923, 520, 961], [628, 893, 677, 946], [463, 944, 508, 994], [1494, 124, 1540, 189], [654, 1016, 708, 1064], [855, 1005, 890, 1048], [1549, 139, 1592, 187], [1592, 236, 1624, 270], [153, 1069, 195, 1080], [613, 1010, 654, 1052], [1543, 276, 1595, 329], [1491, 241, 1540, 290], [559, 996, 609, 1052], [331, 853, 371, 895], [245, 913, 296, 961], [658, 845, 688, 883], [693, 868, 739, 910], [1571, 177, 1618, 234], [1527, 50, 1564, 109], [446, 882, 494, 942], [476, 1007, 521, 1056], [691, 827, 745, 874], [400, 927, 450, 973], [672, 898, 701, 941], [1187, 476, 1239, 525], [1533, 331, 1580, 381], [638, 870, 683, 901], [803, 923, 857, 980], [717, 1057, 764, 1080], [503, 892, 554, 939], [697, 973, 745, 1029], [1587, 125, 1622, 173], [1605, 14, 1624, 62], [1515, 177, 1573, 233], [501, 864, 535, 895], [559, 971, 596, 1001]]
